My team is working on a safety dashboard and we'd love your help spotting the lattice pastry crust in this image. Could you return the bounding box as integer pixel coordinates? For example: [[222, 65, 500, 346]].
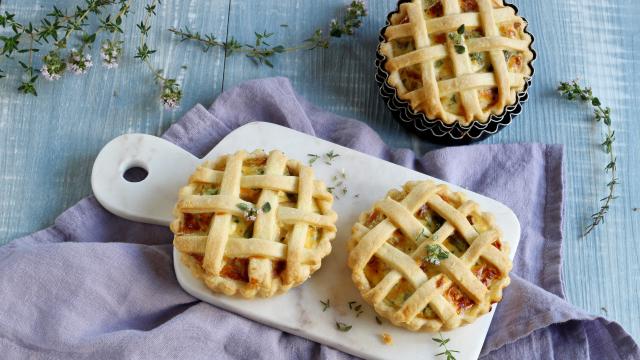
[[348, 180, 512, 331], [379, 0, 533, 125], [171, 150, 337, 298]]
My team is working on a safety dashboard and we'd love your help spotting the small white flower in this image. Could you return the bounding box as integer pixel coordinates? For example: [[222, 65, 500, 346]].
[[41, 65, 61, 81], [160, 79, 182, 110], [68, 50, 93, 75], [161, 97, 178, 110], [40, 51, 66, 80], [100, 40, 123, 69]]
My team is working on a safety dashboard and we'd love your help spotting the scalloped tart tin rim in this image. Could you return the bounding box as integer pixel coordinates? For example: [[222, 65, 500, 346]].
[[375, 0, 537, 143]]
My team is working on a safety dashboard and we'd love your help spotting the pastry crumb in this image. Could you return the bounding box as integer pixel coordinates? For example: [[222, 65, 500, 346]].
[[381, 332, 393, 345]]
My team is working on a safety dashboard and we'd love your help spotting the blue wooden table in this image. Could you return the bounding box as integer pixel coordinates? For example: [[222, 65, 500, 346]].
[[1, 0, 639, 344]]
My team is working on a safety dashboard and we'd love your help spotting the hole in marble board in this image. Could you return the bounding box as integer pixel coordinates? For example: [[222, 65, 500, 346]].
[[123, 166, 148, 182]]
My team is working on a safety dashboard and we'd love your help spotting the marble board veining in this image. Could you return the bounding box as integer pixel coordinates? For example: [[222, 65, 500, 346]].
[[91, 122, 521, 360]]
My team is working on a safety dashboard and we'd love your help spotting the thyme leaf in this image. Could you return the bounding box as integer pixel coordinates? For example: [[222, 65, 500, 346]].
[[320, 299, 330, 312], [261, 202, 271, 214], [307, 153, 320, 165], [432, 332, 459, 360], [336, 321, 352, 332]]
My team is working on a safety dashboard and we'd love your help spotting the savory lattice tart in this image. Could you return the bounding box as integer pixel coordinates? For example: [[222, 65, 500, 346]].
[[171, 150, 337, 298], [348, 180, 512, 331], [379, 0, 534, 125]]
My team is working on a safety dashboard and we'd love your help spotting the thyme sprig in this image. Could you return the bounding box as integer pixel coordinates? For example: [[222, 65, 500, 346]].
[[329, 0, 367, 37], [0, 0, 132, 95], [558, 80, 618, 236], [424, 244, 449, 266], [168, 0, 367, 68], [2, 1, 366, 107], [432, 332, 459, 360], [135, 1, 182, 109]]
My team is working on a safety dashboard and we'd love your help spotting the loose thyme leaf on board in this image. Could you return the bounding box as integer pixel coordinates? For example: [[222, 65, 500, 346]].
[[336, 321, 352, 332], [323, 150, 341, 165], [433, 332, 459, 360], [307, 153, 320, 165], [320, 299, 330, 312]]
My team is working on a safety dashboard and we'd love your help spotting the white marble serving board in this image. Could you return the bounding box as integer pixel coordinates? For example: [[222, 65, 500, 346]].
[[91, 122, 521, 360]]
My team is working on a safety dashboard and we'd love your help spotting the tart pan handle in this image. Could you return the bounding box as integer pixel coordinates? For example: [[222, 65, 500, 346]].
[[91, 133, 199, 226]]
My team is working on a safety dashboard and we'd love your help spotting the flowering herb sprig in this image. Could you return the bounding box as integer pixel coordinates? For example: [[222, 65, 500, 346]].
[[236, 202, 271, 221], [432, 332, 459, 360], [424, 244, 449, 266], [168, 0, 367, 68], [68, 47, 93, 74], [0, 0, 132, 95], [558, 80, 618, 236], [237, 203, 259, 221], [134, 1, 182, 109], [329, 0, 367, 37], [100, 39, 123, 68], [40, 51, 66, 81]]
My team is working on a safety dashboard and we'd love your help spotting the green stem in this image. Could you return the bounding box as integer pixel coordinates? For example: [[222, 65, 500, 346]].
[[139, 0, 166, 83], [584, 110, 617, 235], [168, 27, 323, 58], [558, 81, 618, 236]]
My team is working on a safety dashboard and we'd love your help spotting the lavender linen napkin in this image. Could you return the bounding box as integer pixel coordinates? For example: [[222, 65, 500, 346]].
[[0, 77, 638, 360]]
